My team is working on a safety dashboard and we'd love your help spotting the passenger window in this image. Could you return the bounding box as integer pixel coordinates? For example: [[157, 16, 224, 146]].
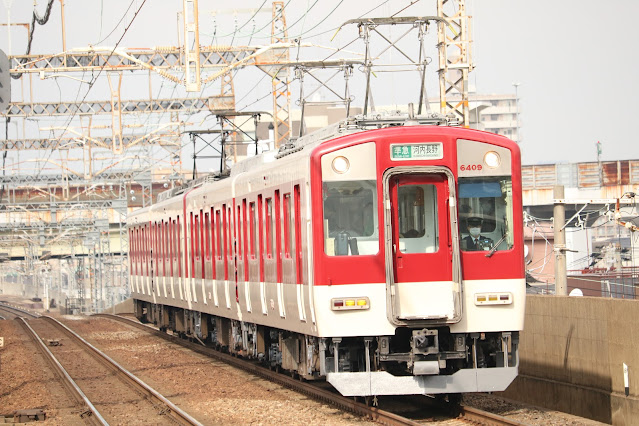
[[204, 212, 211, 260], [215, 210, 222, 260], [250, 202, 257, 259], [322, 180, 378, 256], [283, 193, 292, 258], [194, 214, 200, 260], [266, 198, 274, 258]]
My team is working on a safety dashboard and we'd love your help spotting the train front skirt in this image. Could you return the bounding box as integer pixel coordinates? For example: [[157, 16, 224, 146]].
[[327, 365, 518, 396]]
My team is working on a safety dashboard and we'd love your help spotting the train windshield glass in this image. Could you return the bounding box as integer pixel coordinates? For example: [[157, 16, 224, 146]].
[[323, 180, 378, 256], [458, 177, 514, 252]]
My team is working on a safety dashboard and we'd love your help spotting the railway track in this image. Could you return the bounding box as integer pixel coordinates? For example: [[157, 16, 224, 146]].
[[18, 315, 202, 426], [94, 313, 527, 426], [0, 302, 41, 319]]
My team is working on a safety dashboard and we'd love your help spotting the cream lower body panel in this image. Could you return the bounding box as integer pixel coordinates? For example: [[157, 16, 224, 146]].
[[312, 283, 395, 337], [131, 278, 317, 337], [450, 278, 526, 333]]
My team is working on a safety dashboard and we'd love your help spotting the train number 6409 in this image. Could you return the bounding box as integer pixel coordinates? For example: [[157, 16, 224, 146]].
[[460, 164, 483, 171]]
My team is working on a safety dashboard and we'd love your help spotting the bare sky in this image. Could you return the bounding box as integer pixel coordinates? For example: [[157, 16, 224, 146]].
[[1, 0, 637, 166]]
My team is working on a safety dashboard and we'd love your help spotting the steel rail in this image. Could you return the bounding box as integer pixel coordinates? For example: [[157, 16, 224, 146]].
[[0, 302, 41, 319], [41, 315, 203, 426], [95, 314, 525, 426], [16, 317, 108, 426], [461, 405, 530, 425]]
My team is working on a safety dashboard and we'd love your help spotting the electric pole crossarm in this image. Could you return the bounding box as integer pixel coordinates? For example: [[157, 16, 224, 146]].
[[5, 97, 209, 117], [9, 46, 258, 75]]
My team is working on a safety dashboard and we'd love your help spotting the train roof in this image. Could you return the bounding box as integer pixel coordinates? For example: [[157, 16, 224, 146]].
[[153, 110, 459, 206]]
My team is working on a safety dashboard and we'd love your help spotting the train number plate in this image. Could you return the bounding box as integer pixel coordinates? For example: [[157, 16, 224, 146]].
[[390, 143, 443, 160]]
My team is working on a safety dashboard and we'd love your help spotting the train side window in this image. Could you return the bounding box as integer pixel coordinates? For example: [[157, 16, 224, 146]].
[[131, 229, 136, 275], [204, 212, 211, 260], [176, 216, 182, 277], [227, 206, 233, 260], [156, 222, 161, 274], [237, 204, 243, 261], [161, 222, 165, 274], [190, 212, 196, 278], [138, 227, 142, 274], [194, 214, 200, 261], [221, 204, 229, 262], [142, 225, 147, 275], [215, 209, 222, 261], [258, 195, 264, 282], [274, 190, 282, 283], [150, 222, 155, 271], [157, 222, 162, 273], [148, 224, 152, 274], [160, 222, 164, 276], [265, 197, 273, 258], [398, 184, 439, 254], [209, 209, 216, 280], [249, 202, 256, 259], [168, 219, 174, 276], [160, 221, 165, 276], [323, 180, 378, 256], [283, 193, 292, 258], [150, 223, 154, 272], [294, 185, 303, 284], [242, 199, 249, 281], [200, 209, 205, 277]]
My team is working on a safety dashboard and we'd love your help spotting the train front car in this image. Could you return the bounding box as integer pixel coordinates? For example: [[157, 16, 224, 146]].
[[310, 124, 525, 397]]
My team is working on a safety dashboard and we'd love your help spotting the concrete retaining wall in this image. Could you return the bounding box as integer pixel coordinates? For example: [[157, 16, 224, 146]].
[[101, 297, 134, 315], [500, 295, 639, 424]]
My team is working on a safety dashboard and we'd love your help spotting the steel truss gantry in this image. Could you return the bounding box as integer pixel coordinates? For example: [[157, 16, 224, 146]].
[[10, 45, 258, 79], [437, 0, 473, 127], [6, 97, 209, 117]]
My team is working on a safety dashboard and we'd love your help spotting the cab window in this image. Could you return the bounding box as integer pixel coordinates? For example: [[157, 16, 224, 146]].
[[458, 177, 513, 252]]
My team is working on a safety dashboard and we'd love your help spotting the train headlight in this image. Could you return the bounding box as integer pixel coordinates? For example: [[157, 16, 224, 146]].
[[331, 297, 369, 310], [475, 292, 512, 305], [331, 156, 350, 174], [483, 151, 501, 169]]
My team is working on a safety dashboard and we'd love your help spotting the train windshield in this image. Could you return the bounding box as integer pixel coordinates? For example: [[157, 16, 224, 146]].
[[323, 180, 378, 256], [458, 177, 514, 252]]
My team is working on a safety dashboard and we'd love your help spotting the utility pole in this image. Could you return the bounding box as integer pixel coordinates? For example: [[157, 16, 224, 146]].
[[596, 141, 603, 186], [554, 185, 567, 295]]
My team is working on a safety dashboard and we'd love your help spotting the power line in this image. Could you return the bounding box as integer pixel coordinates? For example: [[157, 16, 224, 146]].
[[93, 0, 136, 45], [35, 0, 149, 179], [11, 0, 56, 79]]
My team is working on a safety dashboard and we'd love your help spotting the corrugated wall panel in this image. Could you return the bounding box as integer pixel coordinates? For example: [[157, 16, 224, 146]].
[[630, 161, 639, 183], [577, 163, 600, 188]]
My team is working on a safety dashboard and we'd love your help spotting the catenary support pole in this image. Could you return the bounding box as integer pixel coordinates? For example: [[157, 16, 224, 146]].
[[554, 185, 567, 295]]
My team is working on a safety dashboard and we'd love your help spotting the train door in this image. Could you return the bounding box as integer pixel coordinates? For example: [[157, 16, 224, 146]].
[[383, 167, 461, 324]]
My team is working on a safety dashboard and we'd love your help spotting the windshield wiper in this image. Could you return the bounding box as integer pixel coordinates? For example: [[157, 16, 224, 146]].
[[485, 232, 508, 258]]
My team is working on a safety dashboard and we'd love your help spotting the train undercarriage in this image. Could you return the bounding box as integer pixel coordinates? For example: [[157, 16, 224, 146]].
[[135, 300, 519, 396]]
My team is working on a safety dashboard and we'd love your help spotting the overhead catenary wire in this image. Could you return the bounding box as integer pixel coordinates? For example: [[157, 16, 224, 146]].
[[34, 0, 148, 179], [11, 0, 56, 79], [93, 0, 136, 45]]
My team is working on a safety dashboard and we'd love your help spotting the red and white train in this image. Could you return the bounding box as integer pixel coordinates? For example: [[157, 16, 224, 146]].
[[128, 113, 525, 397]]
